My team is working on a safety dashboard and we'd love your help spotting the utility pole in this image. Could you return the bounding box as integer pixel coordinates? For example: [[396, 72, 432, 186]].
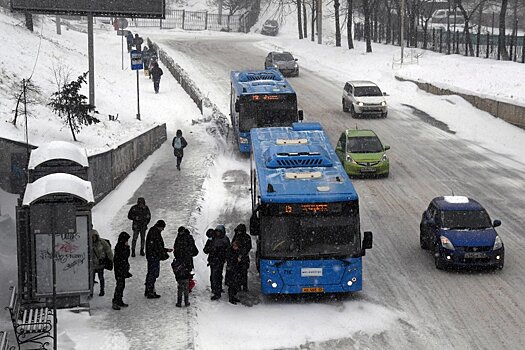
[[56, 16, 61, 35], [87, 14, 95, 106]]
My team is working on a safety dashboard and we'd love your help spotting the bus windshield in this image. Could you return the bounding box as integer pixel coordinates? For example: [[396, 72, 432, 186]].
[[260, 214, 361, 258], [239, 99, 297, 131]]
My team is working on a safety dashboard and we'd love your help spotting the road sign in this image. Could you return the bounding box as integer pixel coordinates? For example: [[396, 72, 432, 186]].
[[130, 50, 143, 70], [118, 18, 128, 29], [117, 29, 130, 36]]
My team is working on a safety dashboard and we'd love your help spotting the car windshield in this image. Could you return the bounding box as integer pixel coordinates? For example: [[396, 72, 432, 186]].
[[354, 86, 383, 97], [347, 136, 383, 153], [441, 210, 492, 230], [274, 53, 294, 61], [265, 20, 278, 26]]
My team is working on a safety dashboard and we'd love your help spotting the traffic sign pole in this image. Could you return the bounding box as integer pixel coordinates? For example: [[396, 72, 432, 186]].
[[136, 70, 141, 120], [121, 33, 124, 70], [130, 49, 143, 120]]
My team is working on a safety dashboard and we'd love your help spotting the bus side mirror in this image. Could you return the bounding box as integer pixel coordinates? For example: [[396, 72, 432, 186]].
[[362, 231, 373, 255], [298, 110, 304, 121], [235, 101, 240, 112], [249, 212, 260, 236]]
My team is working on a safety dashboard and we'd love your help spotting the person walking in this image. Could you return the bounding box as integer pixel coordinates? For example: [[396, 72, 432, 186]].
[[173, 226, 199, 271], [91, 229, 113, 297], [225, 240, 243, 305], [112, 232, 132, 310], [203, 225, 230, 300], [126, 31, 134, 52], [232, 224, 252, 292], [150, 61, 163, 94], [171, 258, 193, 307], [172, 129, 188, 171], [127, 197, 151, 257], [142, 46, 152, 77], [145, 220, 172, 299], [133, 33, 144, 51]]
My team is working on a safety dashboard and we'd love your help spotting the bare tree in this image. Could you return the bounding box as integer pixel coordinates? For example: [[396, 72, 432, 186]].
[[456, 0, 486, 56], [298, 0, 304, 38], [303, 1, 308, 37], [498, 0, 510, 59], [347, 0, 355, 48], [335, 0, 342, 45], [363, 0, 373, 51], [11, 79, 41, 126]]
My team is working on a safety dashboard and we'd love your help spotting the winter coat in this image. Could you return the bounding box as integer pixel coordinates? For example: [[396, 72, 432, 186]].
[[225, 247, 242, 288], [127, 204, 151, 230], [232, 231, 252, 268], [114, 232, 131, 279], [173, 230, 199, 270], [126, 33, 134, 44], [133, 36, 144, 51], [146, 226, 169, 260], [172, 259, 193, 282], [172, 136, 188, 158], [150, 66, 163, 82], [203, 233, 230, 267], [92, 231, 113, 270]]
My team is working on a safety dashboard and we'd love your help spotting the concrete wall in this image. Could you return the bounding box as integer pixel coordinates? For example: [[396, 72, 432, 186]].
[[395, 76, 525, 128], [0, 124, 167, 202]]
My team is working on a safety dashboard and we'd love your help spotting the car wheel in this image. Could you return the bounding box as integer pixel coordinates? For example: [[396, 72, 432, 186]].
[[420, 232, 428, 250], [434, 244, 445, 270], [295, 70, 299, 77], [350, 105, 357, 118], [342, 99, 349, 112], [382, 112, 388, 118]]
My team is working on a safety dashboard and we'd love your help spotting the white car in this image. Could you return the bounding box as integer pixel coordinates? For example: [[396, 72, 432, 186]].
[[342, 81, 388, 118]]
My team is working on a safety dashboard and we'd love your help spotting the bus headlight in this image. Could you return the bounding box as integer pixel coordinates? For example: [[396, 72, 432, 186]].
[[267, 279, 278, 288], [239, 137, 249, 144]]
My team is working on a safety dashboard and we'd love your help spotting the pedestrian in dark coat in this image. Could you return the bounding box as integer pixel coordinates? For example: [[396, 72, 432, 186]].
[[112, 232, 132, 310], [145, 220, 172, 299], [232, 223, 252, 292], [91, 229, 113, 297], [172, 129, 188, 171], [203, 225, 230, 300], [150, 61, 163, 94], [133, 33, 144, 51], [171, 259, 193, 307], [173, 226, 199, 270], [127, 197, 151, 257], [225, 241, 243, 305], [126, 31, 134, 52]]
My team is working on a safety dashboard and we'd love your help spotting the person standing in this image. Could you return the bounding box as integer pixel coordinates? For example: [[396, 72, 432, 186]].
[[145, 220, 172, 299], [142, 46, 152, 77], [127, 197, 151, 257], [203, 225, 230, 300], [150, 61, 163, 94], [91, 229, 113, 297], [232, 224, 252, 292], [173, 226, 199, 271], [171, 258, 193, 307], [112, 232, 132, 310], [133, 33, 144, 51], [126, 31, 134, 52], [172, 129, 188, 171], [225, 241, 243, 305]]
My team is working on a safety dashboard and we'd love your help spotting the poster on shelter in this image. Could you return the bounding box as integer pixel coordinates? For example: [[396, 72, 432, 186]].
[[35, 216, 90, 296]]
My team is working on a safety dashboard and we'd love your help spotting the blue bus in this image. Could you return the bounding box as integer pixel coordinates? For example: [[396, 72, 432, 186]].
[[230, 69, 302, 153], [249, 122, 373, 295]]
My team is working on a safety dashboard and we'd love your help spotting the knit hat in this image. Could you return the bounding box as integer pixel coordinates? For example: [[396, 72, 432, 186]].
[[156, 220, 166, 228], [178, 226, 186, 233]]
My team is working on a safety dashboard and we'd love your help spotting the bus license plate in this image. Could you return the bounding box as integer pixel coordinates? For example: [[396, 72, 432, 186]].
[[302, 287, 324, 293]]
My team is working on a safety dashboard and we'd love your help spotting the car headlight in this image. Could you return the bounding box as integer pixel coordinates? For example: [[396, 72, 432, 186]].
[[493, 235, 503, 250], [346, 155, 356, 163], [440, 236, 455, 250], [381, 101, 387, 106], [357, 102, 364, 107], [294, 63, 298, 68], [381, 154, 388, 162], [239, 137, 249, 144]]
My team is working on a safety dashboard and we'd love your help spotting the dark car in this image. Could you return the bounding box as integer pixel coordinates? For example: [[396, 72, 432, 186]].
[[261, 19, 279, 36], [420, 196, 504, 270], [264, 51, 299, 77]]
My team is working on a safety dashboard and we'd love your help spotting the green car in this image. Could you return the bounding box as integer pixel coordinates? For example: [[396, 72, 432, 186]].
[[335, 129, 390, 177]]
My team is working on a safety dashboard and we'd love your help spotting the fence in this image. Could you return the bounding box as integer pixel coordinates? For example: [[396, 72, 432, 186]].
[[354, 23, 524, 63], [131, 9, 247, 32]]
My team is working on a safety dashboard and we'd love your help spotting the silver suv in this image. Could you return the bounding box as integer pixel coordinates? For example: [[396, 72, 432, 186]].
[[342, 81, 387, 118]]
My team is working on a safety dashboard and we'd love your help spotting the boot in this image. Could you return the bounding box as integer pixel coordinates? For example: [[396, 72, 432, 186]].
[[131, 251, 136, 258], [118, 299, 129, 307], [140, 249, 145, 256], [112, 300, 121, 310], [211, 294, 221, 301], [99, 289, 105, 297], [176, 300, 182, 307]]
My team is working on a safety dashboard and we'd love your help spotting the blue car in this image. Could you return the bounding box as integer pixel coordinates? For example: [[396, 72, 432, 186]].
[[419, 196, 504, 270]]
